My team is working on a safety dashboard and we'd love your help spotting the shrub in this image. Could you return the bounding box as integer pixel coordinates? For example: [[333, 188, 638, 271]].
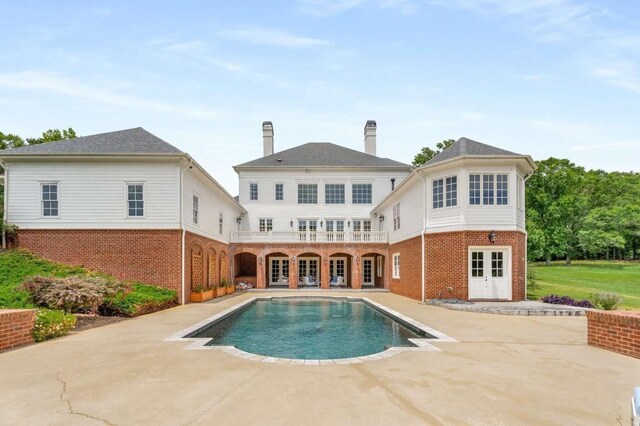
[[527, 266, 540, 292], [541, 294, 594, 308], [99, 284, 178, 317], [22, 275, 123, 314], [590, 292, 621, 310], [32, 308, 77, 342]]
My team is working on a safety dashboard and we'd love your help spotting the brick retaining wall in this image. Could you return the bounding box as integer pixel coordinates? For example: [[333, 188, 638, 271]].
[[0, 309, 36, 352], [586, 310, 640, 359]]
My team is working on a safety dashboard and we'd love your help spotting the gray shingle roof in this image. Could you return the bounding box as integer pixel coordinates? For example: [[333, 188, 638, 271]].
[[0, 127, 183, 156], [234, 142, 410, 169], [423, 137, 521, 166]]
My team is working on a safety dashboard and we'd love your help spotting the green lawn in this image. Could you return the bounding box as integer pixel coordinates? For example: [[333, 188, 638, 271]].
[[529, 261, 640, 309]]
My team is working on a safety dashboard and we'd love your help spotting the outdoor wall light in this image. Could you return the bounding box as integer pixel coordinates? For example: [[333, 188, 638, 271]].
[[347, 220, 351, 228], [319, 220, 323, 228], [236, 216, 242, 224], [379, 215, 385, 222], [488, 230, 497, 244], [258, 256, 263, 265], [290, 220, 294, 228]]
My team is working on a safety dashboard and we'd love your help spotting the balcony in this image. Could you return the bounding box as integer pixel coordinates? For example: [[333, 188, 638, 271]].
[[230, 231, 387, 244]]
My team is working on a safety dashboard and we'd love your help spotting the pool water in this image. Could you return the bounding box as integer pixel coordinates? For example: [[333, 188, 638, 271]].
[[188, 298, 429, 360]]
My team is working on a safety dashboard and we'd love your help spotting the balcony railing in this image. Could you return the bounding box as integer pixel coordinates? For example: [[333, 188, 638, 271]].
[[231, 231, 387, 244]]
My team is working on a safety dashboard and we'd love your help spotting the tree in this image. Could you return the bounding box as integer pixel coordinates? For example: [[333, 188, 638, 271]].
[[412, 139, 455, 167], [526, 158, 588, 265], [0, 132, 25, 150], [26, 128, 77, 145]]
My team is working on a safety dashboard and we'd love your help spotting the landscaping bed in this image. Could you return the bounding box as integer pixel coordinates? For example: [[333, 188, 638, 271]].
[[0, 250, 178, 344]]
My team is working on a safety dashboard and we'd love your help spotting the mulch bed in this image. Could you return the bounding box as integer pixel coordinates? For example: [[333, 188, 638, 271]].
[[71, 314, 126, 333]]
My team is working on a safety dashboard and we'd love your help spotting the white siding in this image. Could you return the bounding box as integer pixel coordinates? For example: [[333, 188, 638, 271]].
[[238, 169, 410, 232], [6, 159, 181, 229], [182, 167, 244, 243]]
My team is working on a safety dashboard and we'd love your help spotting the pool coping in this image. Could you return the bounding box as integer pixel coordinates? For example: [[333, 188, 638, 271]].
[[164, 296, 458, 365]]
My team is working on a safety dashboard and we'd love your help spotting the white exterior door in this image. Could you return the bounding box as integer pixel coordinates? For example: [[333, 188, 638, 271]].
[[269, 257, 289, 286], [468, 248, 511, 300], [329, 257, 347, 285], [362, 257, 374, 286]]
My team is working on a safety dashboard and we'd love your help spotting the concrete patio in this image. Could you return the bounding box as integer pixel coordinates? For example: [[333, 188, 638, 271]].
[[1, 291, 638, 425]]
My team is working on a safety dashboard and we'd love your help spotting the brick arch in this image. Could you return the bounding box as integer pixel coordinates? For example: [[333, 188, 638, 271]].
[[264, 248, 296, 258], [232, 247, 260, 256], [358, 249, 387, 257]]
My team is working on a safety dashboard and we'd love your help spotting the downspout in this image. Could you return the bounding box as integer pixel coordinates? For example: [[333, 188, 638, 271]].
[[416, 169, 428, 304], [179, 158, 193, 305], [523, 171, 534, 300], [1, 161, 7, 249]]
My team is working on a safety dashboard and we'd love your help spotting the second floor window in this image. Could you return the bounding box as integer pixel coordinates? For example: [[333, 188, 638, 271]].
[[275, 183, 283, 201], [483, 175, 494, 205], [259, 218, 273, 232], [193, 195, 199, 224], [471, 173, 509, 206], [249, 183, 258, 201], [433, 179, 444, 209], [393, 203, 400, 231], [497, 174, 508, 205], [325, 184, 345, 204], [127, 184, 144, 217], [298, 184, 318, 204], [469, 174, 481, 205], [42, 183, 59, 217], [446, 176, 457, 207], [352, 184, 372, 204]]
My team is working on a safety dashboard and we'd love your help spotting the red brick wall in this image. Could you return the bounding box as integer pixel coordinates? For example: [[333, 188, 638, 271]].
[[587, 310, 640, 359], [18, 229, 182, 300], [388, 236, 423, 300], [184, 232, 230, 303], [0, 309, 36, 352], [425, 230, 526, 301]]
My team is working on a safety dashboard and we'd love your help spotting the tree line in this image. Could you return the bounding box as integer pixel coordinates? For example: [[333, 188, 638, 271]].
[[414, 141, 640, 263]]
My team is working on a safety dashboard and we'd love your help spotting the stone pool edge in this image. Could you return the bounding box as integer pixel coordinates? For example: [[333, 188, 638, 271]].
[[163, 296, 459, 365]]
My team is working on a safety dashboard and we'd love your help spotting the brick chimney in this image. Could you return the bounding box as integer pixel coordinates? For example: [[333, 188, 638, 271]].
[[364, 120, 376, 156], [262, 121, 274, 157]]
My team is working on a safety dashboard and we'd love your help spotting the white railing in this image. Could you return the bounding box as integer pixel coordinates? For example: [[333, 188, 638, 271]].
[[231, 231, 387, 244]]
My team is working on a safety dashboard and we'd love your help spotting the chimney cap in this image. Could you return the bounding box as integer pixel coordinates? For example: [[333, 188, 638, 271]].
[[365, 120, 376, 127], [262, 121, 273, 127]]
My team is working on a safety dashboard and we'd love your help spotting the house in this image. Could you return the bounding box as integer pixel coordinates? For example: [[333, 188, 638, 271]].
[[0, 122, 536, 304], [0, 128, 245, 304]]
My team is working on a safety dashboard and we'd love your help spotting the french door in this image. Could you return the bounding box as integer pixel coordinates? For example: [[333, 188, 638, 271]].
[[362, 257, 374, 286], [329, 257, 347, 285], [468, 248, 511, 300], [298, 219, 317, 242], [269, 257, 289, 286]]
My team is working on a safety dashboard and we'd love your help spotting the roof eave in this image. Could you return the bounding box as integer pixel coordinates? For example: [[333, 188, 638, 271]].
[[417, 155, 537, 172], [0, 152, 184, 158]]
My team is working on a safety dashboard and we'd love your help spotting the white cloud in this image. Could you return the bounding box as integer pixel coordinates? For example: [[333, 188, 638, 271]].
[[0, 71, 219, 120], [591, 61, 640, 94], [162, 39, 210, 54], [298, 0, 419, 16], [219, 27, 328, 47]]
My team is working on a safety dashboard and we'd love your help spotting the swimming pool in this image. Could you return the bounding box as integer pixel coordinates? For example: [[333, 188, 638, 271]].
[[184, 297, 436, 360]]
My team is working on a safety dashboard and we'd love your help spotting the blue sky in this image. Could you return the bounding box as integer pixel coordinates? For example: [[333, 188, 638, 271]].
[[1, 0, 639, 193]]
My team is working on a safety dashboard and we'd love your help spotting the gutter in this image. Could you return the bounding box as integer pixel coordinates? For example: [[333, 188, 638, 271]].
[[179, 158, 193, 305]]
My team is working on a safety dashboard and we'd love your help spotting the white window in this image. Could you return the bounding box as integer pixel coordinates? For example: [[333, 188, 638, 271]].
[[275, 183, 283, 201], [376, 256, 383, 278], [192, 195, 199, 225], [41, 183, 59, 217], [325, 184, 345, 204], [249, 183, 258, 201], [497, 174, 508, 205], [392, 253, 400, 279], [517, 176, 524, 209], [393, 203, 400, 231], [259, 218, 273, 232], [352, 183, 372, 204], [127, 184, 144, 217], [469, 174, 481, 205], [432, 179, 444, 209], [297, 184, 318, 204], [471, 173, 509, 206], [219, 212, 223, 234], [446, 176, 457, 207]]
